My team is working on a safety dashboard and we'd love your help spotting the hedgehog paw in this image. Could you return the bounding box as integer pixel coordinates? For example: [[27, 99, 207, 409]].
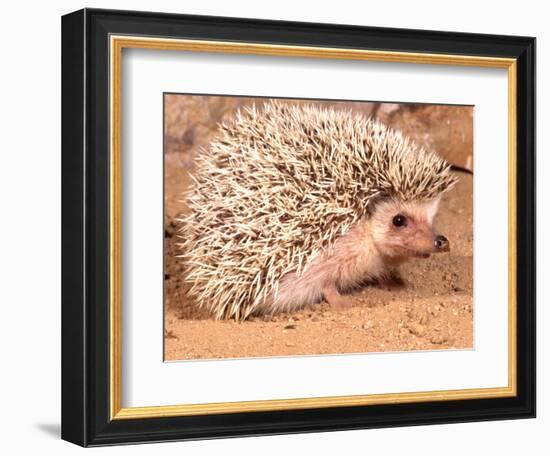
[[323, 285, 352, 310]]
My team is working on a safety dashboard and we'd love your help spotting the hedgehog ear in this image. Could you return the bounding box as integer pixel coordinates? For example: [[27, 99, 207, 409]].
[[425, 197, 441, 223]]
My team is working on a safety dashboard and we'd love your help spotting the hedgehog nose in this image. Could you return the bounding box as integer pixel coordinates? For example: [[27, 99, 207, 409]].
[[434, 235, 450, 252]]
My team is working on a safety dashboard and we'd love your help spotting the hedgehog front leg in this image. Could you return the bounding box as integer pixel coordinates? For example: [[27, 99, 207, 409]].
[[378, 271, 406, 290], [322, 284, 352, 310]]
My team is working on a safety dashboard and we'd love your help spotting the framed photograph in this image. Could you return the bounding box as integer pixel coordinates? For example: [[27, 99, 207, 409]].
[[61, 8, 535, 447]]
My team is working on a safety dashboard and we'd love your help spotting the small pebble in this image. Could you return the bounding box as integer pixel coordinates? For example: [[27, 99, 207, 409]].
[[407, 322, 425, 337]]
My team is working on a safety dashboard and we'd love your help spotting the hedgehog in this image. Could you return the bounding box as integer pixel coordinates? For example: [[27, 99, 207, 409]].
[[178, 101, 458, 320]]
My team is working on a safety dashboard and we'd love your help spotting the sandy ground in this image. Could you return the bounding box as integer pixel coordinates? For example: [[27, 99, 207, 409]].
[[163, 96, 473, 361]]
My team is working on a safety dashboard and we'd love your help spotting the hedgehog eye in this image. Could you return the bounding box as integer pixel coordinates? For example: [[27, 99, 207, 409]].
[[392, 214, 407, 228]]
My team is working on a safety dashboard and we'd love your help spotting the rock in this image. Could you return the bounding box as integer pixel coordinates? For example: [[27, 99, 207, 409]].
[[407, 322, 425, 337]]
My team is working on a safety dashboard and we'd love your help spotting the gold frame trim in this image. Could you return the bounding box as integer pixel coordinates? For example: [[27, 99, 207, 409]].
[[109, 35, 518, 420]]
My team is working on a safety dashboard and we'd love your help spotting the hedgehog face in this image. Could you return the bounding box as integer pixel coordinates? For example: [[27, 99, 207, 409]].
[[369, 198, 450, 260]]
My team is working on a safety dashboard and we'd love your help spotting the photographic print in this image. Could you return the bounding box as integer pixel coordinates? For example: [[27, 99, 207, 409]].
[[164, 95, 474, 361], [62, 9, 535, 445]]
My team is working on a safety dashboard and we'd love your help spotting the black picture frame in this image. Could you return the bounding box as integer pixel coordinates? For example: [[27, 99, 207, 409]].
[[62, 7, 536, 447]]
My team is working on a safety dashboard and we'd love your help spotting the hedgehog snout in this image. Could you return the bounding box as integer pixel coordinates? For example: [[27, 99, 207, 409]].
[[434, 234, 450, 252]]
